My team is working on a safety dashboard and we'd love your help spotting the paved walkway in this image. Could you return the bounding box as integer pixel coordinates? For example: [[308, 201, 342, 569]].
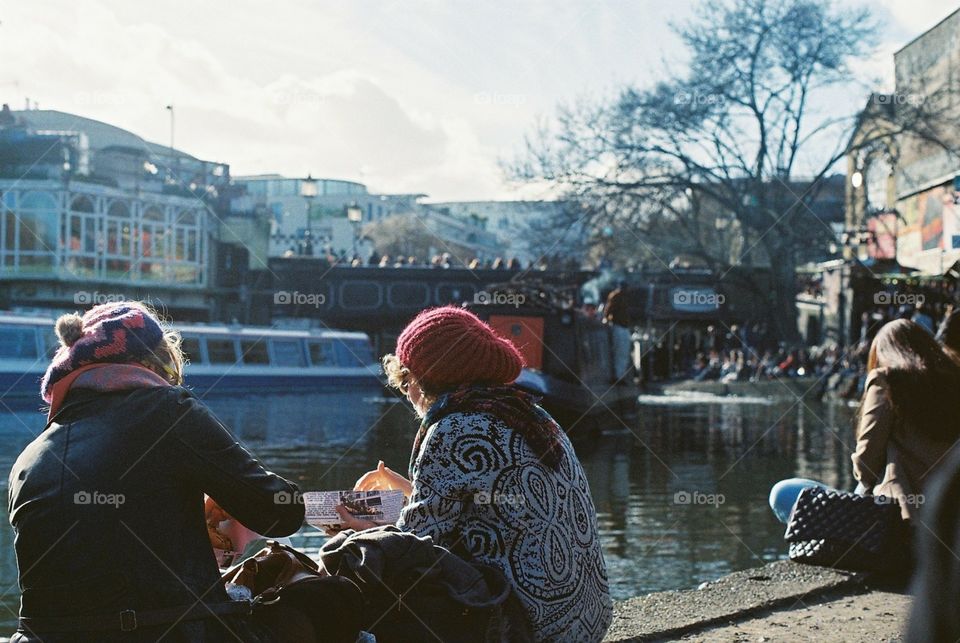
[[606, 561, 910, 642], [678, 590, 909, 642]]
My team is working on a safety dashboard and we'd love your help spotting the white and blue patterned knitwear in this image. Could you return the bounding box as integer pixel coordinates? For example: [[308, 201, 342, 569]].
[[398, 411, 613, 642]]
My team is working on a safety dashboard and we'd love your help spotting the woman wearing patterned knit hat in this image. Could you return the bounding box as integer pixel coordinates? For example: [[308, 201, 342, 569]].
[[7, 301, 319, 642], [348, 305, 613, 642]]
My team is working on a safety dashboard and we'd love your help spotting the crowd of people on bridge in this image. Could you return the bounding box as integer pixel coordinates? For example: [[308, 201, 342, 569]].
[[283, 245, 582, 272]]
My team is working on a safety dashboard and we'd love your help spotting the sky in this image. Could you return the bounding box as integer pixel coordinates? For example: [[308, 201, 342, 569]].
[[0, 0, 957, 201]]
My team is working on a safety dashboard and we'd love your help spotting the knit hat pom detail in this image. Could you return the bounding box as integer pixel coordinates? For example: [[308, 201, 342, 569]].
[[395, 306, 524, 392], [55, 313, 84, 348]]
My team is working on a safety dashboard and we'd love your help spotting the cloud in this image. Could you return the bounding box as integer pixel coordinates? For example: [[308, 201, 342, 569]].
[[876, 0, 958, 36], [3, 0, 949, 200], [0, 0, 524, 200]]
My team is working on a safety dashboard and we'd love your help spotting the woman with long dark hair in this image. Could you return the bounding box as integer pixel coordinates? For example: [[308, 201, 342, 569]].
[[770, 319, 960, 523], [851, 318, 960, 519]]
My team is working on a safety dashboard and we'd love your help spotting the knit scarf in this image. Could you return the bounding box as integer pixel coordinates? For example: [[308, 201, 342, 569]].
[[408, 385, 564, 477], [46, 362, 172, 422]]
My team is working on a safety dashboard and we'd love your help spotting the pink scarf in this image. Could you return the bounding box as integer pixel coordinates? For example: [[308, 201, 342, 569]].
[[46, 363, 171, 422]]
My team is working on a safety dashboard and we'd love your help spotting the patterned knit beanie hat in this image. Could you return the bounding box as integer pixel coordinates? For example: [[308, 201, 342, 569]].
[[40, 301, 166, 403], [395, 306, 524, 393]]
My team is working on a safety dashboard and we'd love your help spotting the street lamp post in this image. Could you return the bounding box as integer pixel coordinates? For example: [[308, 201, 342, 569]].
[[300, 174, 318, 257], [346, 204, 363, 258], [165, 104, 177, 184], [837, 225, 875, 346]]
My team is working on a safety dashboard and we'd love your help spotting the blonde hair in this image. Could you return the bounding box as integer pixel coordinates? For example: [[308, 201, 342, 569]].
[[150, 324, 185, 386], [382, 353, 438, 412], [382, 353, 410, 391]]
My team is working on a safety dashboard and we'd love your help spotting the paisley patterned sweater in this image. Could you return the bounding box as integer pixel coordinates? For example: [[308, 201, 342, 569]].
[[397, 411, 613, 642]]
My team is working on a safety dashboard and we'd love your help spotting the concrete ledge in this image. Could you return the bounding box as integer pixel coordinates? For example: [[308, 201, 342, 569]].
[[604, 561, 867, 642]]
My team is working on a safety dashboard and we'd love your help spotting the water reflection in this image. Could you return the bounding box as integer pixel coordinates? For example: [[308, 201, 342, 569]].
[[0, 390, 858, 633], [585, 396, 857, 598]]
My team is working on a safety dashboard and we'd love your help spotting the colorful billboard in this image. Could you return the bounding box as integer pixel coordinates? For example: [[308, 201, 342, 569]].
[[897, 181, 960, 268]]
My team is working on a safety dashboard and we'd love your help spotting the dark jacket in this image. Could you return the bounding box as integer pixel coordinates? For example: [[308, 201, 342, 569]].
[[7, 386, 305, 642], [906, 442, 960, 642], [320, 525, 532, 642]]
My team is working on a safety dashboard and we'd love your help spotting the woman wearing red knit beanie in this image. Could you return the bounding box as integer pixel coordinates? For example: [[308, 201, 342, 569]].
[[346, 305, 613, 642]]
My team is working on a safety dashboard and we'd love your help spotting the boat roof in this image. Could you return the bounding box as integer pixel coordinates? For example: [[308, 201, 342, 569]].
[[177, 323, 368, 339], [0, 313, 55, 325], [0, 313, 368, 340]]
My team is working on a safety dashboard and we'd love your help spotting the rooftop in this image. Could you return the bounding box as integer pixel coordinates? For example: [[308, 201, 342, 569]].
[[7, 108, 200, 162]]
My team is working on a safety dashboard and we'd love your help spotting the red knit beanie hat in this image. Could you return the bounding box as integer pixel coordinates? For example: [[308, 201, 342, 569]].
[[395, 306, 524, 392]]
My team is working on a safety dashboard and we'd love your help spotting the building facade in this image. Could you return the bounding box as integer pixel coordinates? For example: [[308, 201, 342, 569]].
[[423, 200, 562, 264], [234, 174, 505, 262], [892, 8, 960, 274], [0, 104, 229, 318]]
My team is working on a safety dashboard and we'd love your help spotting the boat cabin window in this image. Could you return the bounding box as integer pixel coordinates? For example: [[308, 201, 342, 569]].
[[307, 340, 336, 366], [335, 338, 375, 367], [206, 338, 238, 364], [180, 337, 203, 364], [0, 326, 38, 359], [41, 328, 58, 358], [272, 340, 306, 367], [240, 339, 270, 365]]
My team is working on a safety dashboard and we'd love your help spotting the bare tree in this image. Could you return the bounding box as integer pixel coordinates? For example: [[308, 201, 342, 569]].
[[511, 0, 953, 341]]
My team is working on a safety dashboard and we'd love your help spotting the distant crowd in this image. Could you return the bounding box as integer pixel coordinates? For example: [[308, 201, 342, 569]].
[[282, 246, 581, 272], [630, 280, 960, 400]]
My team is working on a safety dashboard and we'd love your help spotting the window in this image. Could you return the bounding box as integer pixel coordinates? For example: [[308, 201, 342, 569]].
[[16, 191, 58, 270], [65, 196, 98, 276], [104, 201, 132, 276], [181, 337, 202, 364], [170, 208, 202, 284], [0, 326, 38, 359], [206, 338, 238, 364], [308, 340, 336, 366], [335, 339, 375, 367], [140, 206, 167, 280], [240, 339, 270, 364], [272, 340, 306, 367], [41, 328, 58, 358]]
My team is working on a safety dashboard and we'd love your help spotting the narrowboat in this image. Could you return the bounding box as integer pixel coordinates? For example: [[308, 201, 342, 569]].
[[0, 312, 381, 402]]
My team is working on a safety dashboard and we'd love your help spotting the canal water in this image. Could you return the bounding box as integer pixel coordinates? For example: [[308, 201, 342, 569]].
[[0, 389, 858, 632]]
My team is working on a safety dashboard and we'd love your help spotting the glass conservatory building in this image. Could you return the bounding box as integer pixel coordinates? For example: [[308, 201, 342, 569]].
[[1, 179, 208, 286]]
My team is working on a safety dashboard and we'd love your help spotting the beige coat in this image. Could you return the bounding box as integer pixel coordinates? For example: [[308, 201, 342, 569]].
[[851, 368, 956, 520]]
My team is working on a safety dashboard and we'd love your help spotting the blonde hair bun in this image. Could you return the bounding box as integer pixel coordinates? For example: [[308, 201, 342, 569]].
[[54, 313, 84, 348]]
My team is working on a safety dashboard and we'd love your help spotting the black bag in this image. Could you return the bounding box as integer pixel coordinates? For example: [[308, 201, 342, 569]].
[[222, 540, 364, 643], [359, 561, 531, 643], [784, 486, 907, 572], [319, 527, 533, 643]]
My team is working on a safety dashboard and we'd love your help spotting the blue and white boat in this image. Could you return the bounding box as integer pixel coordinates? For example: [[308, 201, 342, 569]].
[[0, 312, 382, 402]]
